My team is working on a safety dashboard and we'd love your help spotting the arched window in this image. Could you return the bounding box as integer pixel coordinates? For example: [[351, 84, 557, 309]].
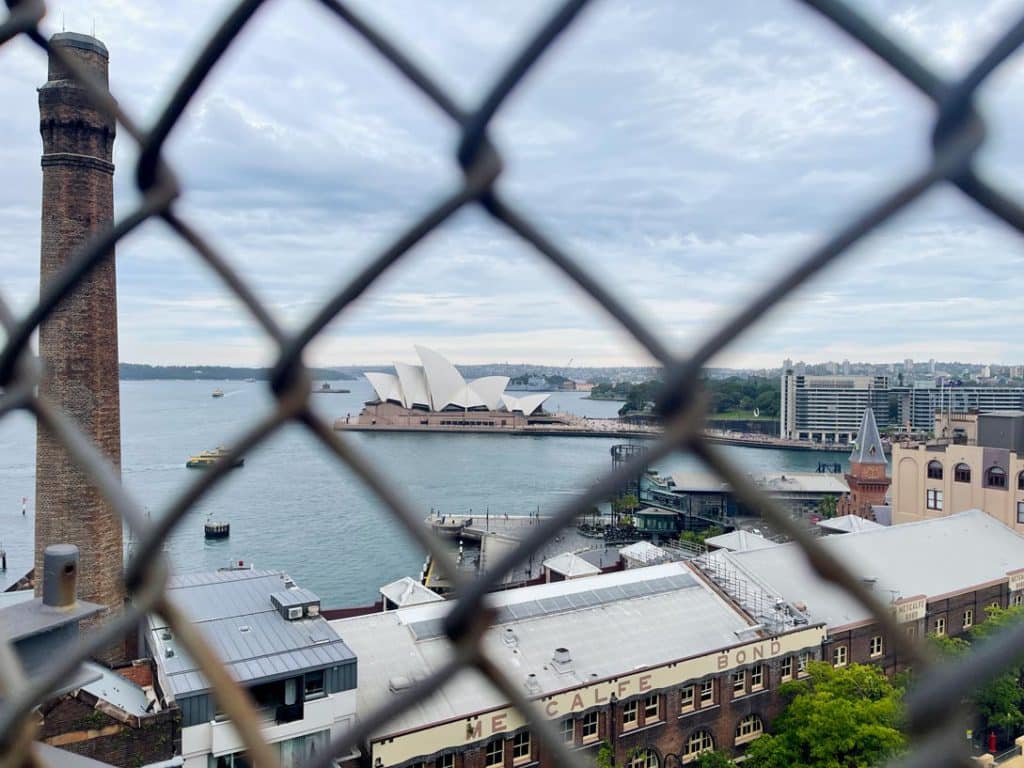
[[735, 714, 764, 745], [683, 730, 714, 760], [987, 466, 1007, 489], [627, 749, 659, 768], [1019, 471, 1024, 491], [927, 460, 943, 480], [954, 463, 972, 483]]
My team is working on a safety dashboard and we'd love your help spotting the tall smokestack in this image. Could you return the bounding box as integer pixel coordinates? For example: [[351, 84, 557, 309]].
[[35, 32, 123, 660]]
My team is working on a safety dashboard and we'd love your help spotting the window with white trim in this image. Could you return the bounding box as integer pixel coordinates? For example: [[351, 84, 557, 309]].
[[1014, 593, 1024, 607], [683, 730, 714, 760], [485, 740, 503, 768], [512, 732, 530, 763], [797, 651, 810, 676], [627, 749, 659, 768], [731, 670, 745, 696], [623, 699, 638, 728], [935, 617, 946, 636], [560, 719, 574, 745], [1018, 501, 1024, 525], [780, 656, 793, 681], [734, 714, 764, 745], [963, 608, 974, 628], [699, 680, 715, 706], [440, 754, 455, 768], [750, 665, 764, 691], [644, 693, 660, 722], [832, 645, 847, 667], [870, 635, 883, 657], [680, 685, 695, 712], [926, 488, 943, 511], [582, 711, 599, 741]]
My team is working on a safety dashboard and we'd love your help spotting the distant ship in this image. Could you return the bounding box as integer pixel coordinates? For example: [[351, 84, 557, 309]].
[[212, 388, 224, 398], [186, 447, 244, 469], [314, 382, 350, 394]]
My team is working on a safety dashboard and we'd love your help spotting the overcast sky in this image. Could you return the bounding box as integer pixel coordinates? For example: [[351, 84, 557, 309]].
[[2, 0, 1024, 369]]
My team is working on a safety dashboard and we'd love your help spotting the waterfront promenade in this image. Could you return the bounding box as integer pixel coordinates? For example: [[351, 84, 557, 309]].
[[334, 414, 865, 452]]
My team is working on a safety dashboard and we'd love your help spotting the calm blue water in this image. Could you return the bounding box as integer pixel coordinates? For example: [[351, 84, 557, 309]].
[[0, 380, 845, 605]]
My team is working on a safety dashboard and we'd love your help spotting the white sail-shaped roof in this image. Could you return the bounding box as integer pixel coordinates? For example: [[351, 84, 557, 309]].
[[366, 372, 404, 404], [468, 376, 510, 411], [502, 393, 550, 415], [395, 363, 431, 409], [416, 345, 470, 411]]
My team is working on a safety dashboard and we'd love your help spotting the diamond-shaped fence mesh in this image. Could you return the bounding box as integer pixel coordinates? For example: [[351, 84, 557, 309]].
[[2, 1, 1024, 767]]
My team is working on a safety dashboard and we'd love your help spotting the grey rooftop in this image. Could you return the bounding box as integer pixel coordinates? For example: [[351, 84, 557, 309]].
[[331, 562, 759, 739], [1, 596, 102, 643], [148, 569, 354, 699], [707, 509, 1024, 630]]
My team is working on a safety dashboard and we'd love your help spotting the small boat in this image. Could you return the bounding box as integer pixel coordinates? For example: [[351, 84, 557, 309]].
[[204, 520, 230, 539], [313, 382, 350, 394], [212, 388, 224, 398], [186, 447, 244, 469]]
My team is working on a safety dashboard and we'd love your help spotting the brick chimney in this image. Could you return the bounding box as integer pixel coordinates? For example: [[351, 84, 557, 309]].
[[35, 32, 123, 662]]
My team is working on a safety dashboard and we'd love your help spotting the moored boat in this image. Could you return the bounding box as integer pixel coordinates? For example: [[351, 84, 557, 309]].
[[212, 388, 224, 398], [186, 446, 244, 469]]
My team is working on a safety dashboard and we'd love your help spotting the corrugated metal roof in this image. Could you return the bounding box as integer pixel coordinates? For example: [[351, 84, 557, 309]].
[[150, 569, 355, 698], [332, 563, 760, 739]]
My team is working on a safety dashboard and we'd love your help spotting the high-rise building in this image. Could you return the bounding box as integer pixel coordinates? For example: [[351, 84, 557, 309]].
[[780, 372, 889, 443], [34, 32, 123, 657]]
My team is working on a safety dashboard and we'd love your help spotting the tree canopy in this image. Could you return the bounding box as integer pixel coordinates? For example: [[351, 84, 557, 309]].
[[743, 662, 906, 768]]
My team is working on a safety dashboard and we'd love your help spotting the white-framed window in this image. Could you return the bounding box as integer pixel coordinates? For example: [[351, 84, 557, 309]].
[[927, 488, 943, 511], [582, 711, 599, 741], [623, 699, 638, 728], [1014, 593, 1023, 607], [512, 732, 530, 763], [731, 670, 745, 695], [560, 719, 575, 745], [683, 730, 714, 760], [750, 665, 764, 691], [627, 749, 659, 768], [1018, 501, 1024, 525], [700, 680, 715, 706], [935, 617, 946, 636], [870, 635, 883, 657], [485, 740, 503, 768], [832, 645, 848, 667], [797, 651, 810, 676], [440, 754, 455, 768], [964, 608, 974, 628], [644, 693, 660, 722], [780, 656, 793, 681], [680, 685, 695, 712], [734, 714, 764, 745]]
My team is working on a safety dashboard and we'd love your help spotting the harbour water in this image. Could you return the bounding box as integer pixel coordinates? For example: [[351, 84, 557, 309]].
[[0, 379, 846, 605]]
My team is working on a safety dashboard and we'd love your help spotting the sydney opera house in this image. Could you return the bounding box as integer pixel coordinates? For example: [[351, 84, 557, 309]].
[[355, 346, 561, 429]]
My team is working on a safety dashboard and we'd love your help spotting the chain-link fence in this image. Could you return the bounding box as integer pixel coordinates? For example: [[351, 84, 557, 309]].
[[3, 0, 1024, 766]]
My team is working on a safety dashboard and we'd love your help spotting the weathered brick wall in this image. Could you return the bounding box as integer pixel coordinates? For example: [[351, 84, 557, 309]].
[[34, 32, 123, 661], [38, 694, 179, 768]]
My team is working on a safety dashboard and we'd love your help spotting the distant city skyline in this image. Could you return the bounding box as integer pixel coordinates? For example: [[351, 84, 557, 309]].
[[3, 2, 1024, 368]]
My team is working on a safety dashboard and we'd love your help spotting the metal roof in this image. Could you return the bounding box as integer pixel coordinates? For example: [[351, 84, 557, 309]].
[[850, 408, 888, 465], [541, 552, 602, 577], [332, 562, 757, 739], [618, 541, 668, 564], [708, 509, 1024, 629], [817, 515, 884, 534], [704, 529, 777, 552], [149, 569, 355, 699], [1, 597, 102, 642], [80, 663, 152, 716], [379, 577, 444, 608]]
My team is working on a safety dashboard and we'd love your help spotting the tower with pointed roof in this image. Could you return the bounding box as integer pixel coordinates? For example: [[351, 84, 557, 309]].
[[838, 408, 891, 519]]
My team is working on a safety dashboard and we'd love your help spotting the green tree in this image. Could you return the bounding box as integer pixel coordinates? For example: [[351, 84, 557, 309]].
[[816, 495, 838, 519], [695, 751, 735, 768], [743, 662, 905, 768]]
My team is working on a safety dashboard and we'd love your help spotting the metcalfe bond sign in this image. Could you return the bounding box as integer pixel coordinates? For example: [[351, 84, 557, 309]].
[[371, 625, 826, 767], [1008, 569, 1024, 593], [892, 595, 927, 623]]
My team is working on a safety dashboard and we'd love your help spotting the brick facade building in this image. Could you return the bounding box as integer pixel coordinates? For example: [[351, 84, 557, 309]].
[[34, 31, 124, 655], [837, 408, 891, 519]]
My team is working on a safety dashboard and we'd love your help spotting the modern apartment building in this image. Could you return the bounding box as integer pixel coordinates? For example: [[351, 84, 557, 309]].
[[892, 411, 1024, 533], [147, 568, 359, 768], [894, 382, 1024, 433], [779, 369, 889, 443]]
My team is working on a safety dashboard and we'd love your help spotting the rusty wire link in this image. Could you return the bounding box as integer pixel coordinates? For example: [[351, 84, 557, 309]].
[[3, 0, 1024, 766]]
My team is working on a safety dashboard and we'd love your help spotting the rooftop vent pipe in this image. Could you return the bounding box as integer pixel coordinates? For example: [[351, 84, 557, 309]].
[[42, 543, 79, 608], [552, 647, 572, 672]]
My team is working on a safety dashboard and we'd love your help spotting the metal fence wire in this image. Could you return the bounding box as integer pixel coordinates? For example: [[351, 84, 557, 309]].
[[2, 0, 1024, 766]]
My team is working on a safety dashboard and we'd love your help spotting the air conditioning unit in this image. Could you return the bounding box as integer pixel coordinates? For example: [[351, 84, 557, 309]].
[[287, 606, 303, 620], [306, 604, 320, 617]]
